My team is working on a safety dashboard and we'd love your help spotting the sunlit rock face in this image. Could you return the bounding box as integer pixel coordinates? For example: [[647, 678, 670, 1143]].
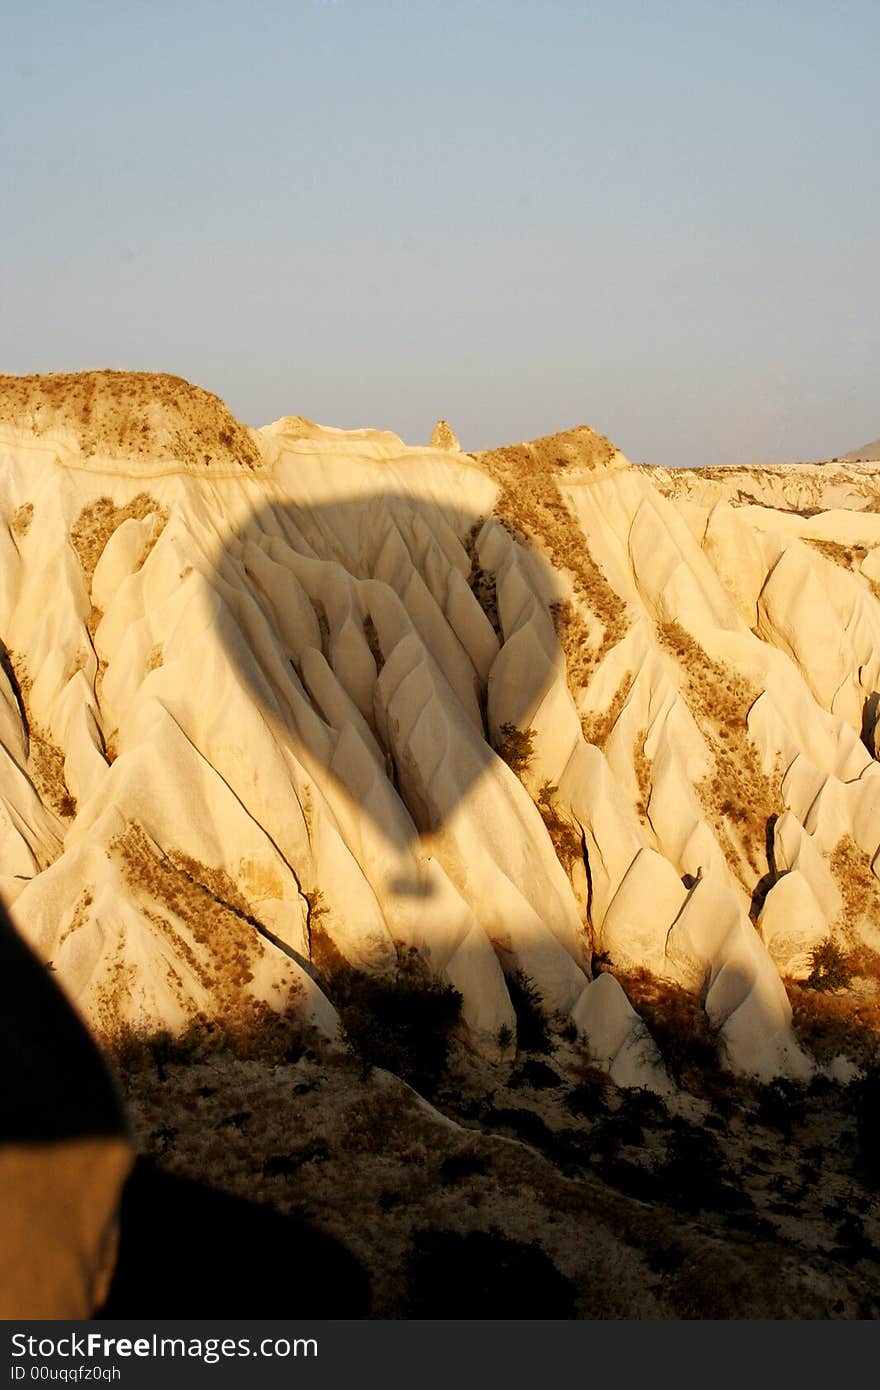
[[3, 370, 880, 1084]]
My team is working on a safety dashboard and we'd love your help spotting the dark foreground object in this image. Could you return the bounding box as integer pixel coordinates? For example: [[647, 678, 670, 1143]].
[[0, 901, 131, 1316], [98, 1157, 371, 1317], [405, 1229, 578, 1318]]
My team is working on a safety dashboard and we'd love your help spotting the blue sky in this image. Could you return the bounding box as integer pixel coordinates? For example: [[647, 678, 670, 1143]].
[[2, 1, 878, 466]]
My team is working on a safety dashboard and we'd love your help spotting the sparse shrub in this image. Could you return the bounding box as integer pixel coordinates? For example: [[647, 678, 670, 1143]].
[[805, 938, 853, 993], [536, 781, 553, 807], [496, 722, 535, 776], [535, 782, 583, 873]]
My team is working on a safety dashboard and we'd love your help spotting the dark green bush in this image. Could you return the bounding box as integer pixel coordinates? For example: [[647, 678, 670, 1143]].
[[504, 969, 553, 1054], [337, 948, 462, 1097], [565, 1080, 611, 1119], [439, 1152, 490, 1185], [805, 939, 853, 992], [262, 1141, 329, 1177], [495, 722, 535, 776], [482, 1105, 556, 1149], [508, 1058, 562, 1090], [754, 1079, 805, 1137], [655, 1120, 748, 1214]]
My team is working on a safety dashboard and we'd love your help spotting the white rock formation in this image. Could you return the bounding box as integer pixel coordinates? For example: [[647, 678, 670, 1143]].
[[2, 371, 879, 1085]]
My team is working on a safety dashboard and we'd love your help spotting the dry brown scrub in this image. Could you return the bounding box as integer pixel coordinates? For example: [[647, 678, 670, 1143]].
[[109, 1026, 880, 1318], [103, 999, 317, 1077], [475, 429, 629, 689], [362, 614, 385, 674], [309, 915, 352, 987], [830, 836, 880, 942], [168, 850, 256, 924], [7, 652, 76, 819], [72, 495, 167, 708], [633, 729, 653, 822], [464, 519, 502, 640], [29, 729, 76, 818], [786, 981, 880, 1070], [802, 538, 869, 571], [536, 783, 583, 874], [579, 669, 633, 749], [70, 493, 165, 586], [658, 620, 781, 880], [114, 825, 265, 1016], [10, 502, 32, 539], [607, 967, 720, 1090], [0, 370, 263, 471], [801, 538, 880, 604], [57, 889, 94, 951]]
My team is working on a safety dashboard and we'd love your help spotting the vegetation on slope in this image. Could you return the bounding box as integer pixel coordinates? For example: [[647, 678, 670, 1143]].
[[106, 1016, 880, 1318], [0, 370, 263, 471], [658, 619, 783, 882], [476, 428, 629, 685]]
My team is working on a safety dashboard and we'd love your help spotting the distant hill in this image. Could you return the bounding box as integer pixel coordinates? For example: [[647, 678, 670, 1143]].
[[843, 437, 880, 462]]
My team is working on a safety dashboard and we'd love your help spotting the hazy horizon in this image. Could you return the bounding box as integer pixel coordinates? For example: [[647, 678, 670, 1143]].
[[3, 1, 878, 468]]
